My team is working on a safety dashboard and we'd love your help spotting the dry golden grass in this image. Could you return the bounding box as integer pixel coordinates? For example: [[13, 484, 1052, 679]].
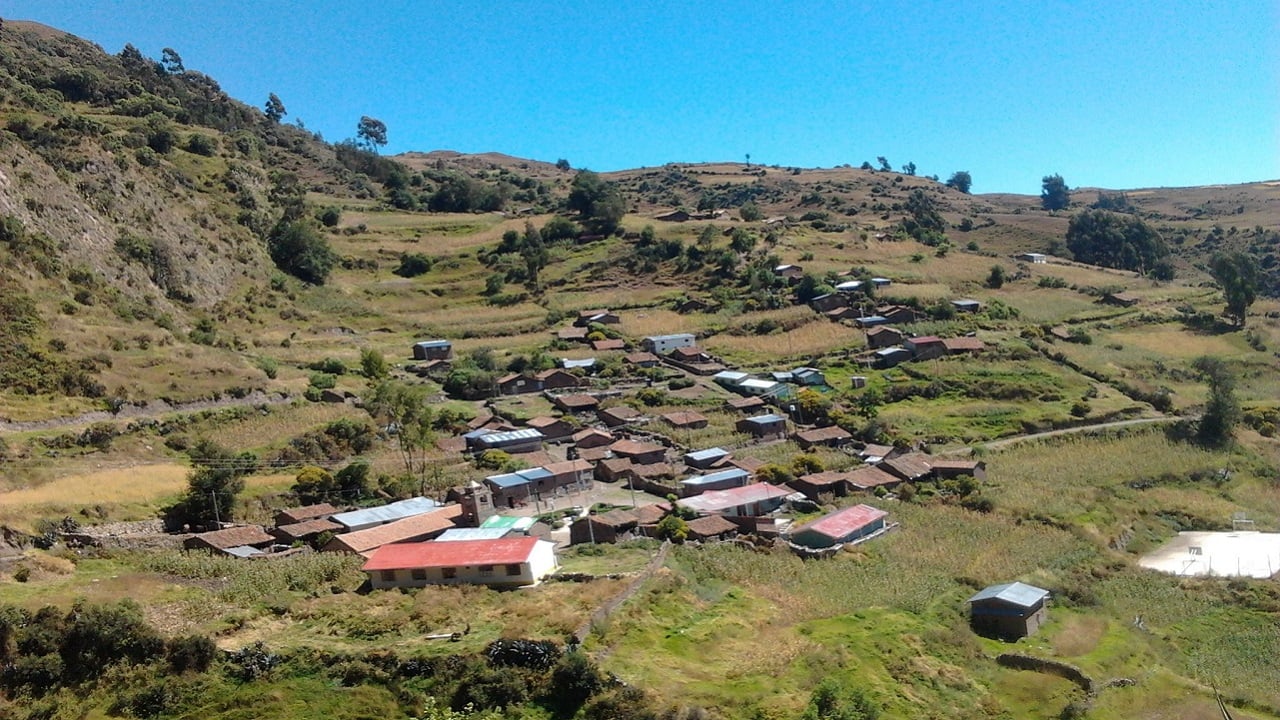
[[0, 463, 189, 510], [707, 317, 862, 361], [619, 309, 718, 339], [1050, 614, 1109, 657]]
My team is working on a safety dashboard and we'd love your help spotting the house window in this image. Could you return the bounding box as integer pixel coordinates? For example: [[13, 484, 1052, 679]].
[[442, 567, 456, 579], [479, 565, 494, 577], [410, 568, 427, 581], [380, 570, 396, 582], [505, 563, 522, 576]]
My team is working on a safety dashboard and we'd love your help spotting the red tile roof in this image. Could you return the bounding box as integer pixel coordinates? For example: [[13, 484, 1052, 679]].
[[800, 504, 888, 541], [362, 537, 542, 571]]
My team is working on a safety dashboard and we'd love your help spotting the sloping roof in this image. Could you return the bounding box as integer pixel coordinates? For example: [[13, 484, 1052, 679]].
[[633, 503, 672, 525], [795, 426, 853, 443], [726, 396, 766, 410], [881, 454, 933, 480], [331, 497, 441, 530], [662, 411, 708, 427], [799, 504, 888, 541], [436, 527, 512, 542], [362, 537, 543, 571], [632, 462, 677, 479], [685, 515, 738, 538], [573, 427, 613, 443], [845, 465, 902, 489], [680, 468, 749, 488], [187, 525, 275, 550], [578, 446, 611, 462], [942, 337, 986, 352], [560, 357, 598, 369], [625, 352, 661, 364], [599, 405, 641, 421], [967, 581, 1051, 608], [273, 518, 342, 540], [685, 447, 730, 463], [556, 394, 599, 409], [414, 339, 451, 349], [276, 503, 338, 524], [930, 459, 984, 473], [558, 326, 589, 340], [474, 428, 544, 447], [646, 333, 695, 343], [592, 339, 626, 351], [795, 470, 850, 489], [670, 346, 706, 359], [598, 457, 632, 474], [329, 505, 464, 554], [527, 416, 569, 430], [542, 459, 593, 477], [743, 413, 785, 425], [535, 368, 578, 381], [906, 335, 944, 346], [866, 326, 901, 338], [678, 483, 790, 513], [610, 438, 666, 457], [481, 515, 536, 531], [859, 444, 895, 460]]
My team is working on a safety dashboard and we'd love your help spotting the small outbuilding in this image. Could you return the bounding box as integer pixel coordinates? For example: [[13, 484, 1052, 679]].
[[967, 582, 1051, 640], [737, 413, 787, 439], [789, 504, 889, 549], [412, 340, 453, 361]]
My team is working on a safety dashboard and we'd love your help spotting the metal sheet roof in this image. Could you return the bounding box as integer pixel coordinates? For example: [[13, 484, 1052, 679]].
[[414, 339, 451, 348], [436, 527, 512, 542], [476, 428, 544, 446], [331, 497, 440, 529], [681, 468, 749, 487], [481, 515, 536, 531], [646, 333, 695, 342], [678, 482, 791, 513], [744, 413, 785, 424], [967, 581, 1050, 608], [684, 447, 729, 462], [800, 504, 888, 541]]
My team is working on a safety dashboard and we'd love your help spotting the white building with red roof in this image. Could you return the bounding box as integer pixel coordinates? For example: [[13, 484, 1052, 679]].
[[361, 537, 558, 590], [789, 504, 889, 549]]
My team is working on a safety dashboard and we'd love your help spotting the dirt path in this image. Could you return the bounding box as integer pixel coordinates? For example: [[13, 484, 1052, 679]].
[[576, 540, 672, 656], [0, 391, 295, 433], [948, 415, 1187, 455]]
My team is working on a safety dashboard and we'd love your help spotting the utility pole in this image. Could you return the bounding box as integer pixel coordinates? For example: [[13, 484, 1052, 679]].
[[210, 491, 221, 529]]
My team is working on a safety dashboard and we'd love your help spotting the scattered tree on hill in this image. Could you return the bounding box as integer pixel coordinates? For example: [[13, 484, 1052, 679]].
[[365, 380, 436, 479], [945, 171, 972, 194], [264, 93, 286, 123], [1210, 251, 1259, 327], [1041, 174, 1070, 210], [360, 347, 390, 380], [160, 47, 184, 74], [356, 115, 388, 152], [555, 158, 571, 171], [901, 189, 947, 246], [902, 161, 916, 176], [166, 440, 257, 530], [795, 273, 835, 304], [1194, 356, 1240, 447], [1064, 209, 1168, 275], [877, 156, 891, 172], [739, 201, 763, 222], [293, 462, 370, 504], [802, 677, 880, 720], [986, 264, 1006, 289], [566, 170, 625, 234], [267, 219, 336, 284]]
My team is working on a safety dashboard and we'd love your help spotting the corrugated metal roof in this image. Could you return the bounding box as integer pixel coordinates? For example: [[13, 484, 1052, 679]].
[[481, 515, 536, 531], [800, 504, 888, 541], [329, 505, 463, 553], [224, 545, 267, 558], [744, 413, 785, 424], [476, 428, 544, 445], [646, 333, 695, 342], [967, 582, 1050, 608], [681, 468, 749, 487], [486, 473, 531, 489], [414, 339, 451, 348], [678, 483, 791, 513], [362, 537, 545, 571], [685, 447, 729, 462], [436, 527, 512, 542], [331, 497, 440, 529]]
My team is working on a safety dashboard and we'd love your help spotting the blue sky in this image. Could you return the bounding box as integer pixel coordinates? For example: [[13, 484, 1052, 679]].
[[6, 1, 1278, 193]]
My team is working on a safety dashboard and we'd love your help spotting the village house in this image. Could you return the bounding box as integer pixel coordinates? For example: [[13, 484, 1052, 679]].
[[942, 336, 986, 355], [850, 375, 868, 389], [793, 425, 854, 450], [678, 468, 750, 497], [553, 393, 599, 413], [274, 503, 337, 527], [535, 368, 581, 390], [1017, 252, 1048, 264], [737, 413, 787, 439], [570, 508, 640, 545], [713, 370, 750, 388], [789, 504, 889, 550], [967, 582, 1051, 639], [788, 470, 853, 500], [685, 515, 739, 542], [904, 335, 948, 361], [846, 465, 903, 492], [596, 457, 635, 483], [642, 333, 696, 355], [678, 482, 792, 518], [951, 298, 982, 313], [1102, 291, 1140, 307], [542, 459, 595, 489], [654, 209, 691, 222], [929, 459, 988, 481], [609, 438, 668, 465], [684, 447, 731, 470], [324, 505, 465, 556], [662, 410, 709, 430], [855, 314, 889, 328], [877, 305, 919, 324], [676, 297, 715, 313], [597, 405, 643, 428], [865, 326, 903, 349], [725, 395, 767, 413], [825, 307, 860, 322], [331, 497, 442, 533], [559, 358, 598, 372], [871, 277, 892, 288], [572, 427, 614, 449], [790, 367, 826, 386], [738, 378, 789, 399], [496, 373, 536, 395], [467, 428, 545, 455], [835, 280, 865, 293], [624, 351, 661, 367], [857, 443, 897, 462], [575, 309, 620, 326], [363, 537, 558, 589], [557, 325, 589, 342], [525, 416, 574, 441], [670, 345, 712, 363], [412, 339, 453, 361], [591, 338, 626, 352], [774, 264, 805, 282], [270, 518, 342, 545], [872, 347, 912, 369], [810, 293, 846, 313], [183, 526, 277, 556], [880, 454, 934, 483]]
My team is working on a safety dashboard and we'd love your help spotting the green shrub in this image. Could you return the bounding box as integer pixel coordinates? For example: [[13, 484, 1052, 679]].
[[308, 372, 337, 390], [393, 252, 434, 278]]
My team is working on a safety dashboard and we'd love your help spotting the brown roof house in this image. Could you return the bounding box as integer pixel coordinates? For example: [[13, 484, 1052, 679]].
[[576, 309, 620, 326], [930, 459, 987, 481], [880, 454, 933, 483], [793, 425, 853, 450], [736, 413, 787, 440], [183, 526, 276, 556], [275, 503, 337, 527], [553, 394, 600, 413], [904, 336, 947, 361], [865, 326, 903, 349], [846, 465, 904, 491], [526, 416, 575, 441], [685, 515, 739, 542], [662, 410, 709, 430], [497, 373, 537, 395], [573, 427, 614, 449], [323, 505, 465, 556], [271, 518, 342, 545], [609, 438, 668, 465], [942, 337, 986, 355], [535, 368, 582, 390], [789, 470, 853, 500], [624, 352, 661, 368], [968, 582, 1051, 640], [591, 338, 626, 352], [598, 405, 643, 428]]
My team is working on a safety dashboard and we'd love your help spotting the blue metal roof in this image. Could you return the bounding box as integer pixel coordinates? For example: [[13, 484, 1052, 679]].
[[414, 339, 451, 348], [486, 473, 530, 489], [331, 496, 440, 529], [685, 447, 729, 462], [682, 468, 749, 487], [967, 582, 1050, 608], [857, 315, 888, 325]]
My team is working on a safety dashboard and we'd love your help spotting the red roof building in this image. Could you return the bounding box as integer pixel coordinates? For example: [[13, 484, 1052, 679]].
[[790, 504, 889, 549], [362, 537, 557, 589]]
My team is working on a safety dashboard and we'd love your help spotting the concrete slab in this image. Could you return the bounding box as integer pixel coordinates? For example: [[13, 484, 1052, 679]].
[[1139, 531, 1280, 579]]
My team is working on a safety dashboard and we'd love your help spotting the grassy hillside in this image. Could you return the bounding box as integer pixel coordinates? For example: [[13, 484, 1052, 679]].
[[2, 18, 1280, 720]]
